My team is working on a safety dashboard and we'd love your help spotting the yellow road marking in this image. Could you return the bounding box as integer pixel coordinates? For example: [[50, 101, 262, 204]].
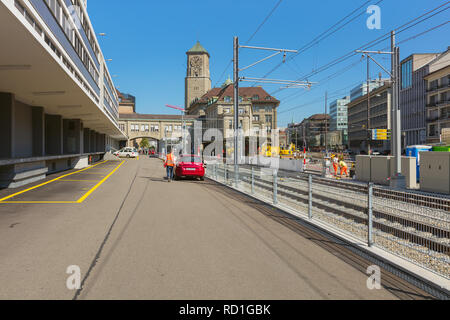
[[75, 173, 106, 175], [77, 161, 125, 203], [0, 161, 108, 203], [59, 180, 101, 182], [0, 201, 78, 204]]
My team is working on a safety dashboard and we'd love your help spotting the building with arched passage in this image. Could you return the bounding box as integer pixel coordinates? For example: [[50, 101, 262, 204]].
[[118, 113, 199, 152]]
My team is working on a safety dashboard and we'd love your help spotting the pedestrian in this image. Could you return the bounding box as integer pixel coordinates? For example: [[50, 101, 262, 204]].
[[331, 154, 339, 177], [164, 147, 176, 182], [339, 159, 349, 178]]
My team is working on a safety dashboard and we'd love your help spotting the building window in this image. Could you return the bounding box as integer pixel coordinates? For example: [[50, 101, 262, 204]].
[[430, 80, 439, 90], [224, 96, 231, 102], [253, 95, 259, 100], [401, 59, 412, 89]]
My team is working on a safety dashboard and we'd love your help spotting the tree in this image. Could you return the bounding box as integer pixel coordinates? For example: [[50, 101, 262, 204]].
[[139, 138, 150, 149]]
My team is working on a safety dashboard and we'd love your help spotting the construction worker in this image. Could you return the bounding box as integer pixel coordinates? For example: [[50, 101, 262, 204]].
[[164, 147, 176, 182], [331, 154, 339, 177], [339, 159, 349, 178]]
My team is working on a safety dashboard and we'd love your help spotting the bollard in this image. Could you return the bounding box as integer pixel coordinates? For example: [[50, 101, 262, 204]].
[[308, 174, 313, 219], [251, 166, 255, 194], [368, 182, 374, 247], [273, 169, 278, 205]]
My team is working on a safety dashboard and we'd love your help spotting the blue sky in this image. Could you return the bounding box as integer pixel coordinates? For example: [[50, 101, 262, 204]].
[[88, 0, 449, 127]]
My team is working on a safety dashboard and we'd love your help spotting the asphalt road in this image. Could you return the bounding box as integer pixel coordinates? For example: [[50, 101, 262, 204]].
[[0, 157, 431, 299]]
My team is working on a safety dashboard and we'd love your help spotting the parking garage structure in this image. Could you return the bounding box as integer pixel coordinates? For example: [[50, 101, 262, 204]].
[[0, 0, 127, 188]]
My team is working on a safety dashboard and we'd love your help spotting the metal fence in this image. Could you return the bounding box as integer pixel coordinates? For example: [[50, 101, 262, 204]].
[[205, 163, 450, 280]]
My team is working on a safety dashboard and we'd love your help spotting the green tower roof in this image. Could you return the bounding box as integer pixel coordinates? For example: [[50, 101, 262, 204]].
[[187, 41, 209, 56]]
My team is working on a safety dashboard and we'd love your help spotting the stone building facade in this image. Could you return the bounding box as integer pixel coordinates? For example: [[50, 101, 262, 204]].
[[185, 41, 211, 110]]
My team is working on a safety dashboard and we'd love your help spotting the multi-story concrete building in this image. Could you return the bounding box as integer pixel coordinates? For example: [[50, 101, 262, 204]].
[[0, 0, 126, 188], [348, 82, 392, 154], [289, 115, 330, 150], [329, 96, 350, 146], [350, 79, 386, 101], [400, 53, 441, 147], [303, 114, 331, 149], [425, 64, 450, 144]]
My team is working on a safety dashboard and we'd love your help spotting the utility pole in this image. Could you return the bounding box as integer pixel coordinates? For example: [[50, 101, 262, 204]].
[[325, 91, 328, 156], [367, 54, 371, 156], [232, 37, 308, 187], [390, 30, 405, 188], [355, 31, 405, 188], [233, 36, 239, 187]]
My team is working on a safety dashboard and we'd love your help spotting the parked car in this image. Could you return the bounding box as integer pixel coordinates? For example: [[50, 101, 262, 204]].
[[114, 147, 138, 158], [174, 155, 205, 181]]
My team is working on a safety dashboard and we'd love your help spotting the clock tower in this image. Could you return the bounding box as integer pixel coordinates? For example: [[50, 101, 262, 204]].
[[185, 41, 211, 112]]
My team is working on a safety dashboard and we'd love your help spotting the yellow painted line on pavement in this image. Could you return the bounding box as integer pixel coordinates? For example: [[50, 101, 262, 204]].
[[76, 172, 106, 175], [0, 201, 78, 204], [60, 179, 101, 182], [0, 160, 109, 203], [77, 161, 125, 203]]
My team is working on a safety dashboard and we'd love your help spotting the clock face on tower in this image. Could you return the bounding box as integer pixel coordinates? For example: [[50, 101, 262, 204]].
[[190, 56, 202, 77]]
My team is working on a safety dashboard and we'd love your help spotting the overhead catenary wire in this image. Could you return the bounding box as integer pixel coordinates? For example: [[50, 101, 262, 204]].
[[245, 0, 284, 45], [251, 0, 385, 86], [213, 0, 284, 88], [270, 2, 450, 97], [276, 19, 449, 124]]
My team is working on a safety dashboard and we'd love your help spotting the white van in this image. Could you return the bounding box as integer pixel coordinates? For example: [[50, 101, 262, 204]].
[[114, 148, 138, 158]]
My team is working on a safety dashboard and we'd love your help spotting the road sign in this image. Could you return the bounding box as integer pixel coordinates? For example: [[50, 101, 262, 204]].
[[372, 129, 391, 140]]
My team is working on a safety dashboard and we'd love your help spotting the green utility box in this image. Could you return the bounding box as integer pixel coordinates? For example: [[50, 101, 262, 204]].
[[432, 146, 450, 152]]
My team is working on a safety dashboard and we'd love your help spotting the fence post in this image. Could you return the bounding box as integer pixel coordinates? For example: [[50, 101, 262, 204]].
[[308, 174, 313, 219], [251, 166, 255, 194], [273, 169, 278, 205], [368, 182, 374, 247], [224, 164, 227, 184]]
